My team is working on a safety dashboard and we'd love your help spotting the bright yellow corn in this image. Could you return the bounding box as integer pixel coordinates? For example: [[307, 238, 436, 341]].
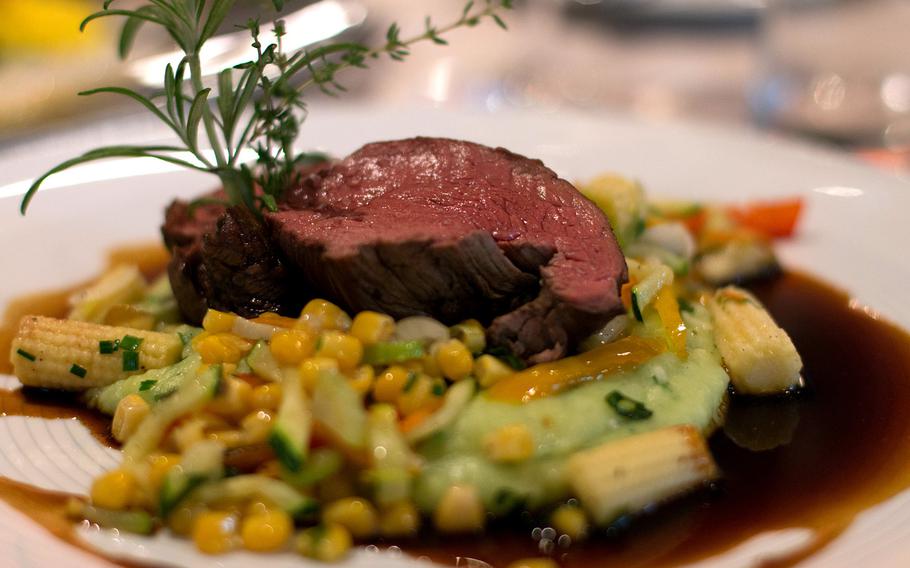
[[380, 501, 421, 537], [483, 424, 535, 463], [397, 374, 434, 416], [316, 331, 363, 371], [434, 485, 485, 534], [372, 365, 410, 403], [11, 316, 182, 390], [111, 394, 150, 443], [297, 299, 351, 332], [192, 511, 237, 554], [322, 497, 378, 539], [435, 339, 473, 380], [240, 410, 273, 444], [300, 357, 340, 391], [90, 468, 136, 510], [241, 509, 292, 552], [550, 504, 589, 541], [250, 383, 282, 410], [296, 523, 352, 562], [193, 332, 252, 365], [350, 311, 395, 345], [269, 329, 316, 365], [147, 453, 180, 492], [207, 376, 252, 419], [202, 309, 238, 333], [349, 365, 375, 396], [473, 354, 514, 388]]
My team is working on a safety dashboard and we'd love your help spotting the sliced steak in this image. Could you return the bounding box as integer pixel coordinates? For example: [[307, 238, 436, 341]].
[[267, 137, 627, 362]]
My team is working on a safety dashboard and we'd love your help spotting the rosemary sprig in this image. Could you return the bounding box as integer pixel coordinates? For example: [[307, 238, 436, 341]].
[[20, 0, 512, 215]]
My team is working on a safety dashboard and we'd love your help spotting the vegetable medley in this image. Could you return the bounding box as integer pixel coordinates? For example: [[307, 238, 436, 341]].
[[9, 175, 804, 564]]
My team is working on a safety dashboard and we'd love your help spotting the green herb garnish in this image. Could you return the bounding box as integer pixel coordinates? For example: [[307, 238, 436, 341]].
[[123, 350, 140, 372], [69, 364, 87, 378], [20, 0, 513, 215], [16, 349, 36, 362], [119, 335, 143, 352], [606, 390, 652, 420], [431, 380, 446, 396], [139, 379, 157, 392], [99, 339, 119, 354], [403, 371, 419, 393]]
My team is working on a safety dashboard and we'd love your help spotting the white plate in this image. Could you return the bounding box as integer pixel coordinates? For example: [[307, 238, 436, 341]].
[[1, 105, 909, 568]]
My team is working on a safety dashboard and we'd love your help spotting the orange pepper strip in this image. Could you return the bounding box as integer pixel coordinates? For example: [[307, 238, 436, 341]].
[[653, 288, 687, 359], [398, 399, 444, 434], [486, 336, 665, 404], [727, 197, 803, 239], [251, 312, 298, 328]]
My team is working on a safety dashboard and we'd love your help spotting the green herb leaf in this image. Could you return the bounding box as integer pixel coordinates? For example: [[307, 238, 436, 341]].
[[16, 349, 36, 362], [70, 364, 88, 378], [122, 350, 140, 372], [606, 390, 653, 420], [120, 335, 144, 352], [99, 339, 120, 354], [139, 379, 158, 391]]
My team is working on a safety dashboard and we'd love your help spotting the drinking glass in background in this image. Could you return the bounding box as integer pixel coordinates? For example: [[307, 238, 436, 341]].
[[752, 0, 910, 151]]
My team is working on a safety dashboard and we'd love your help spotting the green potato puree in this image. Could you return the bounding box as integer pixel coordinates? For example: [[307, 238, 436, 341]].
[[413, 312, 730, 513]]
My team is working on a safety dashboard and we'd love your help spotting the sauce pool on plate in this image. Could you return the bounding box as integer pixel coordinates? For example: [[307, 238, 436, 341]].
[[1, 267, 910, 567]]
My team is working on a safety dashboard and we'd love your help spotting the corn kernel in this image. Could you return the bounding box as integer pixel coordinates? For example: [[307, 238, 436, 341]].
[[297, 299, 351, 332], [323, 497, 378, 539], [168, 503, 204, 536], [380, 502, 421, 537], [296, 523, 352, 562], [250, 383, 282, 411], [90, 468, 136, 510], [207, 376, 252, 419], [112, 393, 149, 443], [506, 559, 560, 568], [147, 453, 181, 492], [270, 329, 316, 365], [551, 504, 589, 542], [397, 373, 434, 416], [349, 365, 375, 396], [435, 339, 474, 381], [473, 354, 514, 388], [483, 424, 535, 463], [170, 417, 207, 452], [241, 509, 293, 552], [316, 331, 363, 371], [202, 309, 237, 333], [240, 409, 274, 444], [193, 332, 252, 364], [207, 429, 244, 447], [350, 311, 395, 345], [192, 511, 237, 554], [372, 365, 410, 403], [434, 485, 485, 534], [246, 500, 271, 516], [300, 357, 340, 391]]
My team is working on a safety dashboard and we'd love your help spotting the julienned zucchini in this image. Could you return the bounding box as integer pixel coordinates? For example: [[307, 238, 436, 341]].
[[159, 439, 224, 517], [122, 364, 222, 464], [193, 475, 319, 522], [246, 340, 283, 382], [406, 379, 476, 444], [76, 502, 155, 534], [362, 340, 425, 366], [87, 354, 202, 415], [630, 262, 674, 322], [269, 369, 311, 472]]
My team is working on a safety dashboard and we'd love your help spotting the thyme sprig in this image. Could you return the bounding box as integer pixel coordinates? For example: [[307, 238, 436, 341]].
[[20, 0, 512, 215]]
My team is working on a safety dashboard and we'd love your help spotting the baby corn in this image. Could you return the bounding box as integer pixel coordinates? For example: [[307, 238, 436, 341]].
[[11, 315, 182, 390], [708, 286, 803, 395], [566, 425, 718, 525]]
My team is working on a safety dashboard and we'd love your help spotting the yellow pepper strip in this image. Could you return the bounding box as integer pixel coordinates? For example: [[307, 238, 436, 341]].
[[653, 288, 687, 359], [487, 336, 664, 403]]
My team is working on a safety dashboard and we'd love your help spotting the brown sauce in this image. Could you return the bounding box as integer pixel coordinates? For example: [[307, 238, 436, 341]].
[[1, 268, 910, 567]]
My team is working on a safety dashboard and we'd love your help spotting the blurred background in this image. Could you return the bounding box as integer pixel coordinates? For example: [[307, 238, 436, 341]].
[[1, 0, 908, 173]]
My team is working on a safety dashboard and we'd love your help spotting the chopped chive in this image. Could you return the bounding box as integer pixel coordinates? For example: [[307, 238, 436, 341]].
[[120, 335, 143, 352], [99, 339, 119, 354], [122, 351, 140, 372], [138, 379, 157, 392], [69, 364, 87, 378], [606, 390, 652, 420], [403, 371, 418, 392], [431, 380, 446, 396], [16, 348, 36, 362]]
